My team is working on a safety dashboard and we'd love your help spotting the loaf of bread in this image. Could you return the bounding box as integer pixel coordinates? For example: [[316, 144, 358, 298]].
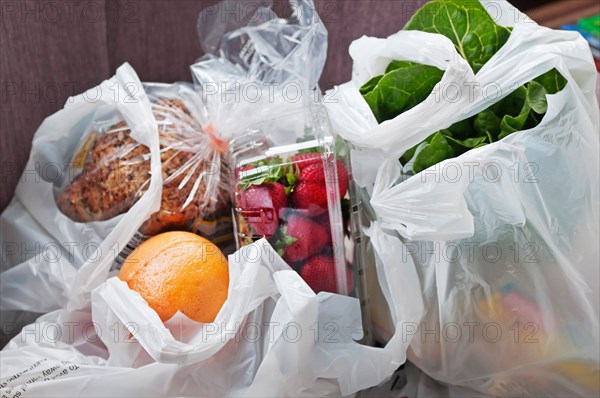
[[56, 98, 230, 235]]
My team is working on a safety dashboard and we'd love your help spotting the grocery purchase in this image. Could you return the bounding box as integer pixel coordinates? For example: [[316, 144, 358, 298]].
[[0, 0, 598, 397]]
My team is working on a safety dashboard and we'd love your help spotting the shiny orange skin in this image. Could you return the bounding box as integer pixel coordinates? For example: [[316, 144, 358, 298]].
[[119, 231, 229, 323]]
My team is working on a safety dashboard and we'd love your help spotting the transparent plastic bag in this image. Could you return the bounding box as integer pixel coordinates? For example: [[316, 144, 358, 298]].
[[55, 82, 232, 250], [325, 0, 600, 396], [0, 241, 295, 395], [324, 29, 476, 160], [1, 63, 163, 315], [2, 2, 396, 396], [191, 0, 327, 139], [228, 106, 353, 297], [0, 65, 236, 324], [193, 2, 358, 297], [1, 240, 375, 396], [369, 78, 600, 397], [194, 0, 375, 331]]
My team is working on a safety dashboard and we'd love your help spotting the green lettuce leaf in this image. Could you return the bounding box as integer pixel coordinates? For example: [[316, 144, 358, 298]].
[[473, 110, 502, 137], [360, 0, 513, 124], [446, 135, 490, 151], [526, 80, 548, 114], [534, 68, 568, 94], [401, 68, 568, 174], [498, 104, 531, 139], [444, 118, 474, 140], [361, 61, 444, 123], [412, 132, 455, 174], [403, 0, 511, 73]]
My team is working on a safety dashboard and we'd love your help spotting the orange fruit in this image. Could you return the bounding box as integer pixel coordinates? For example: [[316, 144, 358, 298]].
[[118, 231, 229, 323]]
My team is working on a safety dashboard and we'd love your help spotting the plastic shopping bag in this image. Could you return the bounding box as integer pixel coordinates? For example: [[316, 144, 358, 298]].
[[191, 0, 327, 139], [369, 81, 600, 395], [0, 66, 237, 335], [53, 81, 232, 252], [1, 240, 402, 397], [0, 241, 314, 396], [0, 63, 163, 315], [193, 2, 360, 302], [1, 1, 414, 396], [325, 0, 600, 396]]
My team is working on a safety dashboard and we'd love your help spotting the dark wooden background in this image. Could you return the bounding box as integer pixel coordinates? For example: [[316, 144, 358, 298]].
[[0, 0, 554, 211]]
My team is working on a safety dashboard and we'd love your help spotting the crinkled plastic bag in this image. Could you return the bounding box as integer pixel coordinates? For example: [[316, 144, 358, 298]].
[[0, 66, 238, 341], [191, 0, 328, 139], [1, 63, 163, 315], [0, 241, 306, 395], [326, 1, 600, 396], [1, 1, 420, 396], [54, 81, 232, 250], [1, 240, 401, 397]]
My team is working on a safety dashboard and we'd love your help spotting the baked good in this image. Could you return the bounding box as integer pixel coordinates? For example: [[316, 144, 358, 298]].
[[56, 98, 230, 235]]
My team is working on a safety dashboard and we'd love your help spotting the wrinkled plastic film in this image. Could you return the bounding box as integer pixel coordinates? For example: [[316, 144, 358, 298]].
[[324, 0, 600, 395]]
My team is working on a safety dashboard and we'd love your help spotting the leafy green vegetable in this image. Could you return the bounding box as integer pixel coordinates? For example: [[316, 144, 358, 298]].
[[403, 0, 511, 73], [491, 86, 527, 119], [361, 61, 444, 123], [401, 68, 568, 173], [444, 118, 474, 140], [356, 0, 570, 174], [533, 68, 568, 95], [446, 135, 489, 150], [359, 76, 383, 96], [386, 60, 412, 73], [498, 105, 530, 139], [360, 0, 512, 124], [526, 81, 548, 114], [412, 132, 455, 174], [473, 109, 501, 137], [521, 69, 567, 116]]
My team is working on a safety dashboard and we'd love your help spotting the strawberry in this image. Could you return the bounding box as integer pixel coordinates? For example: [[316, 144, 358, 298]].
[[316, 213, 332, 244], [290, 160, 349, 215], [333, 160, 349, 197], [237, 182, 287, 238], [277, 213, 328, 262], [291, 152, 322, 170], [299, 255, 354, 294], [291, 153, 349, 195]]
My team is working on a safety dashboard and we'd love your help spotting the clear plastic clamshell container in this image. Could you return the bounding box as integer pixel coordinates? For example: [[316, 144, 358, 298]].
[[228, 105, 367, 304]]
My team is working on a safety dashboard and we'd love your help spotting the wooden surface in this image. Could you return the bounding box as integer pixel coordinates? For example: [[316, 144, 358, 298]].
[[0, 0, 565, 211]]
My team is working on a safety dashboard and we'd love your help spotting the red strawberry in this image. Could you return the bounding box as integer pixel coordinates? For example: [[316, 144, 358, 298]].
[[278, 213, 328, 262], [290, 160, 349, 216], [335, 160, 349, 197], [237, 182, 287, 238], [316, 213, 333, 244], [290, 163, 328, 215], [291, 153, 349, 195], [291, 152, 322, 170], [299, 255, 354, 294]]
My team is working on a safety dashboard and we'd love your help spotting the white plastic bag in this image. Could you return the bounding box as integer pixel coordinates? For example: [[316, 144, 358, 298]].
[[369, 81, 600, 394], [325, 1, 599, 396], [0, 241, 293, 396], [0, 63, 163, 315], [1, 239, 413, 397], [1, 1, 422, 396], [325, 30, 476, 158], [0, 66, 240, 339]]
